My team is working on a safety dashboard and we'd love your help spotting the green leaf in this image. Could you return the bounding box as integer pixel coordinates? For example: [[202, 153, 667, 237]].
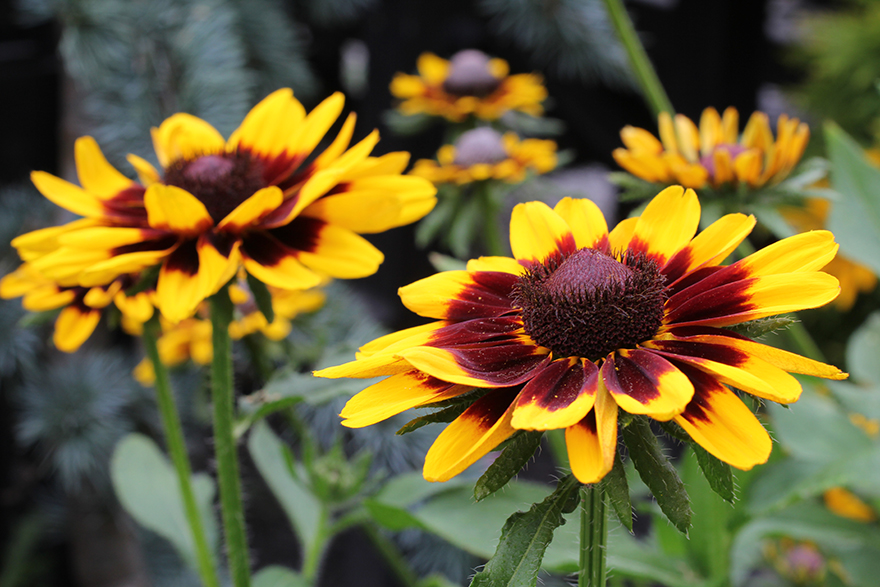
[[468, 475, 580, 587], [681, 449, 732, 583], [247, 421, 321, 549], [428, 252, 468, 273], [110, 433, 217, 568], [416, 193, 457, 248], [396, 403, 471, 435], [622, 417, 692, 534], [448, 192, 483, 259], [475, 431, 543, 501], [692, 444, 735, 504], [599, 453, 633, 532], [246, 272, 275, 324], [252, 566, 309, 587], [847, 311, 880, 385], [826, 122, 880, 275], [382, 110, 437, 136]]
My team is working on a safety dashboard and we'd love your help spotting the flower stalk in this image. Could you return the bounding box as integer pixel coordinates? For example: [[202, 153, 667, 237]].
[[602, 0, 674, 117], [210, 288, 252, 587], [142, 318, 221, 587], [579, 484, 608, 587]]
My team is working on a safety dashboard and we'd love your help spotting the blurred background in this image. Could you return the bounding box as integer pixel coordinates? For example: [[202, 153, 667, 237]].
[[2, 0, 879, 586]]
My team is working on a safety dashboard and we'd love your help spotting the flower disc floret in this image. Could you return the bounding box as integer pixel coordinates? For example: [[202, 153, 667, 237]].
[[515, 249, 666, 360]]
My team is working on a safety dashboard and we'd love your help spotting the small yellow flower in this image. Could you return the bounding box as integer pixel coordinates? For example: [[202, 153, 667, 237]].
[[823, 487, 877, 523], [227, 279, 326, 340], [411, 128, 557, 185], [613, 107, 809, 190], [134, 317, 213, 385], [390, 50, 547, 122]]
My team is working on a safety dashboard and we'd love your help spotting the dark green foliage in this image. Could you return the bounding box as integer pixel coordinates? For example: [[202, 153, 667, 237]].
[[474, 431, 543, 501], [600, 453, 633, 532]]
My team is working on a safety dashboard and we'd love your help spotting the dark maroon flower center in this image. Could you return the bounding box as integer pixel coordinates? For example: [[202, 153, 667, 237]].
[[513, 248, 667, 361], [452, 128, 508, 167], [442, 49, 502, 97], [163, 152, 266, 223]]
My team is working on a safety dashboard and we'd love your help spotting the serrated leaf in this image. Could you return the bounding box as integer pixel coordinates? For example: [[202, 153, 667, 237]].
[[469, 475, 580, 587], [475, 431, 543, 501], [622, 417, 692, 534], [600, 453, 633, 532], [397, 403, 470, 435], [692, 444, 735, 504], [725, 315, 796, 339], [246, 272, 275, 324]]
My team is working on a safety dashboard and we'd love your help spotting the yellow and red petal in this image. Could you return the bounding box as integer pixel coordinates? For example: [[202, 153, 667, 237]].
[[54, 304, 102, 352], [75, 136, 136, 199], [155, 240, 214, 323], [357, 321, 449, 358], [400, 342, 550, 388], [673, 363, 772, 470], [511, 357, 598, 431], [302, 176, 436, 234], [552, 197, 609, 251], [217, 186, 284, 232], [608, 216, 639, 253], [227, 88, 306, 159], [465, 256, 525, 275], [240, 231, 322, 290], [152, 113, 225, 168], [269, 217, 384, 279], [644, 338, 803, 404], [565, 384, 618, 484], [739, 230, 838, 276], [340, 370, 472, 428], [509, 201, 576, 266], [627, 186, 700, 266], [31, 171, 107, 218], [398, 270, 518, 321], [423, 388, 518, 482], [144, 184, 213, 235], [662, 213, 756, 285], [601, 349, 694, 420], [197, 233, 241, 296]]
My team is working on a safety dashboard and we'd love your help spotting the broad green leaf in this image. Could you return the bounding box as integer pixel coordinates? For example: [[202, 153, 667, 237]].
[[110, 433, 217, 568], [826, 122, 880, 275], [474, 431, 543, 501], [397, 403, 470, 435], [449, 193, 482, 259], [622, 417, 692, 534], [246, 272, 275, 324], [416, 192, 457, 247], [681, 449, 732, 583], [730, 501, 880, 587], [828, 380, 880, 421], [247, 421, 321, 549], [469, 476, 580, 587], [599, 454, 633, 532], [252, 566, 309, 587], [768, 387, 872, 462], [692, 444, 735, 504], [847, 311, 880, 385]]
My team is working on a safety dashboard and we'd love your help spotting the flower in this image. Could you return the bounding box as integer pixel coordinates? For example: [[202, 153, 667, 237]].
[[316, 186, 846, 484], [781, 197, 876, 310], [226, 278, 326, 340], [411, 127, 557, 185], [133, 317, 213, 385], [390, 50, 547, 122], [613, 107, 809, 190], [8, 89, 437, 327], [823, 487, 878, 523], [0, 263, 153, 352]]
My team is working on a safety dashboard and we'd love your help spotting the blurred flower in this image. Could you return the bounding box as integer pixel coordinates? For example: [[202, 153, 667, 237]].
[[0, 263, 152, 352], [766, 539, 827, 586], [781, 197, 876, 310], [411, 127, 557, 185], [8, 88, 436, 329], [317, 186, 846, 484], [133, 317, 213, 385], [613, 107, 809, 190], [390, 50, 547, 122], [823, 487, 878, 523]]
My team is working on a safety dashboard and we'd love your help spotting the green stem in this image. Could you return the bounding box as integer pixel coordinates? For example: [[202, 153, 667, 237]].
[[210, 289, 251, 587], [143, 318, 221, 587], [602, 0, 675, 117], [361, 524, 419, 587], [579, 484, 607, 587], [479, 182, 506, 257], [302, 508, 329, 584]]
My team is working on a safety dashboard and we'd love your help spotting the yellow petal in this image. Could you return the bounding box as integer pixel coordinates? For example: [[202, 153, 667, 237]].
[[75, 136, 135, 199], [31, 171, 106, 218], [152, 113, 225, 168], [628, 186, 700, 265], [566, 384, 618, 484], [54, 306, 101, 352], [217, 187, 284, 232], [509, 201, 574, 265], [144, 184, 213, 235], [553, 197, 609, 250]]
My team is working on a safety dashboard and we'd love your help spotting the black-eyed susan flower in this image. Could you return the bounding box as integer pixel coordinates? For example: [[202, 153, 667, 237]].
[[390, 50, 547, 122], [133, 316, 213, 385], [226, 278, 326, 341], [411, 127, 557, 185], [0, 263, 152, 352], [10, 89, 437, 326], [316, 186, 846, 484], [613, 107, 809, 190]]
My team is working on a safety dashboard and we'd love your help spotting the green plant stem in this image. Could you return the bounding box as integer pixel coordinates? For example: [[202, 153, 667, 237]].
[[302, 508, 329, 584], [579, 484, 607, 587], [210, 289, 251, 587], [478, 182, 506, 256], [362, 524, 419, 587], [602, 0, 674, 117], [143, 318, 221, 587]]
